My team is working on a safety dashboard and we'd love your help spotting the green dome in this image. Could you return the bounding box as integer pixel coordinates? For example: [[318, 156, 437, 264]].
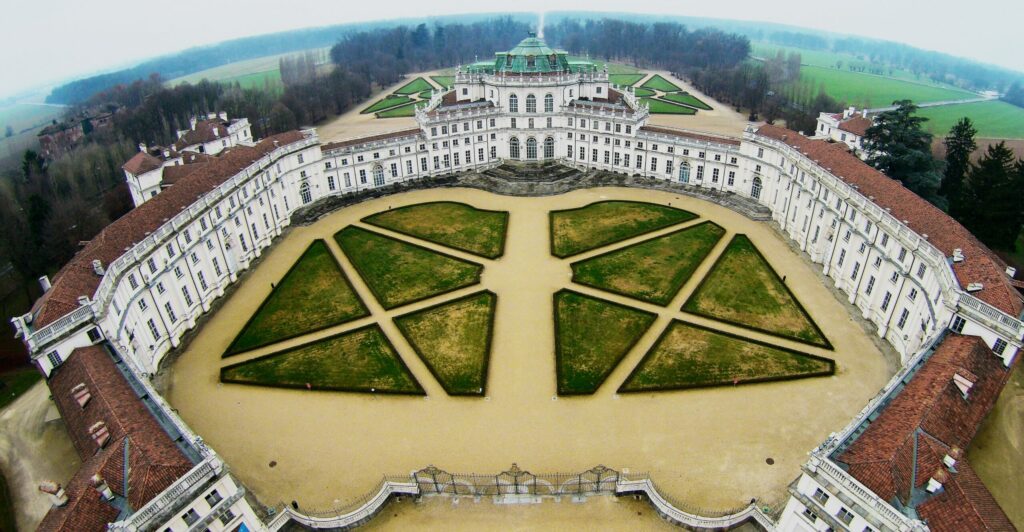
[[467, 33, 598, 75]]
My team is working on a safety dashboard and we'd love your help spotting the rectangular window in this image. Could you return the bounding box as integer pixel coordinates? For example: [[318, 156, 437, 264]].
[[908, 288, 918, 301], [182, 286, 194, 307], [727, 171, 735, 186], [897, 308, 910, 329], [128, 274, 138, 290], [812, 488, 830, 505], [181, 508, 199, 526], [147, 257, 158, 273], [212, 257, 223, 276], [138, 299, 148, 311], [993, 338, 1008, 355], [328, 175, 336, 191], [851, 262, 861, 280], [205, 490, 223, 506], [898, 247, 907, 262], [147, 318, 161, 341], [880, 233, 889, 247], [156, 282, 165, 295], [164, 302, 177, 324], [881, 291, 892, 311], [917, 264, 927, 278], [166, 243, 176, 258], [712, 168, 719, 183], [197, 271, 208, 291], [950, 315, 966, 333], [836, 507, 854, 525], [837, 249, 846, 267], [865, 276, 875, 295]]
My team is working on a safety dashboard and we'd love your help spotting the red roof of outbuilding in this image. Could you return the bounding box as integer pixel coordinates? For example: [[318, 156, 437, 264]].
[[756, 125, 1022, 316], [121, 152, 163, 175]]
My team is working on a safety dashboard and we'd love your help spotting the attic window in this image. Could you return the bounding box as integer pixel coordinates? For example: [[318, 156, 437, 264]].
[[952, 373, 974, 399], [70, 383, 91, 408], [89, 421, 110, 448]]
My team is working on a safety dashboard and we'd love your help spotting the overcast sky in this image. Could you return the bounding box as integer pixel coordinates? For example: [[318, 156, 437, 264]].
[[2, 0, 1023, 99]]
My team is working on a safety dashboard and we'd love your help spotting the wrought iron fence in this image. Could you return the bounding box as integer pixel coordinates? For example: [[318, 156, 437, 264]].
[[413, 464, 635, 497]]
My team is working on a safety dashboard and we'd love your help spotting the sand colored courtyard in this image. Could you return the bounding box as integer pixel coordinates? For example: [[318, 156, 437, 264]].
[[314, 69, 749, 145], [163, 187, 894, 516]]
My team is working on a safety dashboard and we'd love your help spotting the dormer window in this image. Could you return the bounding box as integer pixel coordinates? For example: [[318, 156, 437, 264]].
[[71, 383, 91, 408], [952, 372, 974, 399], [89, 421, 110, 448]]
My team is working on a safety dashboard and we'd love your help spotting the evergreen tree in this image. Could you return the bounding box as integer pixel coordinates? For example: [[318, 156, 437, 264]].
[[862, 100, 941, 200], [940, 117, 977, 219], [961, 142, 1024, 249]]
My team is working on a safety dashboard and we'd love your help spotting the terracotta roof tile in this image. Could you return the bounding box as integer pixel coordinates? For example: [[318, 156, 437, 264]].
[[757, 125, 1022, 315], [121, 152, 163, 175], [173, 118, 235, 150], [33, 130, 308, 328], [838, 115, 872, 137], [39, 345, 194, 531]]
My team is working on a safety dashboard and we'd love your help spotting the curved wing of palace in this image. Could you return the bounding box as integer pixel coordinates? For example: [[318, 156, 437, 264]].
[[16, 36, 1022, 532]]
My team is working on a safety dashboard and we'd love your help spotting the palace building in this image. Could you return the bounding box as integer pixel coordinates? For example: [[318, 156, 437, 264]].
[[13, 35, 1023, 531]]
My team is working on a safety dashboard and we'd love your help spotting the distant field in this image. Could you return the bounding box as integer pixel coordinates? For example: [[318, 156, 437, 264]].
[[789, 65, 976, 108], [0, 102, 64, 158], [568, 57, 641, 75], [167, 48, 330, 92], [918, 100, 1024, 139]]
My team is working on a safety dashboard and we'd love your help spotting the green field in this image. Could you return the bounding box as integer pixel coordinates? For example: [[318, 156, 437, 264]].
[[430, 76, 455, 89], [752, 42, 957, 86], [225, 240, 368, 356], [640, 98, 697, 115], [571, 222, 725, 306], [684, 235, 830, 348], [395, 291, 496, 396], [363, 201, 509, 258], [554, 290, 656, 395], [917, 100, 1024, 139], [640, 74, 682, 92], [335, 226, 483, 309], [788, 65, 976, 109], [609, 73, 645, 87], [568, 57, 641, 75], [632, 87, 656, 98], [619, 320, 835, 392], [394, 77, 434, 95], [220, 325, 423, 394], [376, 101, 428, 118], [660, 92, 712, 111], [417, 90, 434, 99], [362, 95, 413, 114], [550, 200, 697, 258]]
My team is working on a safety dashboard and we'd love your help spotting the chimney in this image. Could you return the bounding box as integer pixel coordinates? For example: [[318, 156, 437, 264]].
[[1007, 266, 1017, 278], [967, 283, 984, 292], [138, 142, 147, 153], [952, 249, 964, 262], [218, 111, 228, 121], [213, 127, 219, 138], [926, 469, 948, 493], [92, 259, 105, 276], [38, 275, 51, 293], [77, 296, 90, 307], [91, 474, 114, 500], [190, 117, 197, 130], [39, 481, 68, 507]]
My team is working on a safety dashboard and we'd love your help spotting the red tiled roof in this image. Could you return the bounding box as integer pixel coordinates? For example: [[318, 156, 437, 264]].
[[33, 130, 308, 328], [121, 152, 163, 175], [838, 335, 1015, 529], [38, 345, 194, 531], [321, 128, 422, 152], [918, 458, 1017, 531], [173, 118, 235, 150], [639, 125, 742, 147], [757, 125, 1022, 316], [838, 115, 872, 137]]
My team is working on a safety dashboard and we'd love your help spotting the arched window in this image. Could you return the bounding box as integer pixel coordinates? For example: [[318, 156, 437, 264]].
[[678, 162, 690, 184], [509, 93, 519, 113], [544, 94, 554, 112], [526, 94, 537, 113], [373, 165, 385, 186], [299, 182, 312, 204], [526, 138, 538, 160], [751, 176, 763, 199], [509, 137, 520, 159], [543, 137, 555, 159]]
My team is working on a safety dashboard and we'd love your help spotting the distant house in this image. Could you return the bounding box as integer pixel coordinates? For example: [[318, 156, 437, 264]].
[[37, 121, 84, 159], [815, 106, 874, 159]]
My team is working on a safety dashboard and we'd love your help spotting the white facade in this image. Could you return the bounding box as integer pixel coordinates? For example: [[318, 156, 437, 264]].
[[815, 107, 871, 158], [13, 73, 1024, 531]]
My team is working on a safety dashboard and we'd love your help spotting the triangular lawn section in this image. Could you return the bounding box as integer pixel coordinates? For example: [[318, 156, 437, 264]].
[[683, 234, 831, 348], [640, 74, 682, 92], [554, 290, 657, 395], [550, 200, 698, 258], [394, 291, 496, 396], [224, 239, 368, 356], [571, 221, 725, 305], [363, 201, 509, 258], [220, 325, 424, 394], [619, 320, 835, 392], [335, 226, 483, 309]]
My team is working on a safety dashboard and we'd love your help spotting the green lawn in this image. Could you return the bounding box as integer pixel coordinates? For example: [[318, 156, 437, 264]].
[[417, 90, 434, 99], [394, 77, 434, 95], [641, 74, 682, 92], [660, 92, 712, 111], [394, 291, 495, 396], [683, 235, 830, 348], [362, 95, 414, 114], [220, 325, 423, 394], [335, 226, 483, 309], [0, 368, 42, 410], [571, 222, 726, 306], [375, 101, 427, 118], [632, 87, 656, 98], [363, 201, 509, 258], [619, 320, 835, 392], [641, 98, 697, 115], [609, 74, 645, 87], [917, 100, 1024, 139], [788, 65, 976, 109], [224, 240, 368, 356], [554, 290, 656, 395], [431, 76, 455, 89], [550, 200, 697, 258], [752, 42, 957, 86]]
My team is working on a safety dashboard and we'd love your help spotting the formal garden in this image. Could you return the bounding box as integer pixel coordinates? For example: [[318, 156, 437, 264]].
[[216, 199, 833, 397]]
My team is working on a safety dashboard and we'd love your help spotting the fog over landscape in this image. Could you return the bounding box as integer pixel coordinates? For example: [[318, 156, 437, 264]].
[[1, 0, 1023, 97]]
